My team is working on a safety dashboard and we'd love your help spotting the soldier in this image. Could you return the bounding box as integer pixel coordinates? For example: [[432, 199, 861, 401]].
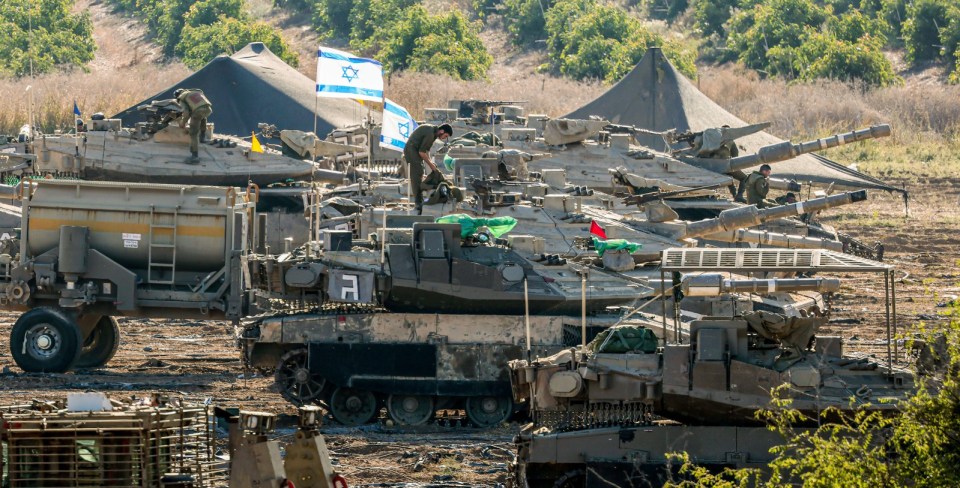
[[737, 164, 772, 208], [174, 88, 213, 163], [403, 123, 453, 214]]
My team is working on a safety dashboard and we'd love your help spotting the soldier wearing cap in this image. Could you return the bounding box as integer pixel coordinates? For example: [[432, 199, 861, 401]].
[[174, 88, 213, 163], [403, 123, 453, 214]]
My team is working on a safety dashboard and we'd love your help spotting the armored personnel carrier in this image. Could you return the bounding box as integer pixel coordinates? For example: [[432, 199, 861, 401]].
[[510, 247, 913, 487]]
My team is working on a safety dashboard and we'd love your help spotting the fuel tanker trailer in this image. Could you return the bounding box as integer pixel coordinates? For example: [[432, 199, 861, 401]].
[[0, 179, 255, 372]]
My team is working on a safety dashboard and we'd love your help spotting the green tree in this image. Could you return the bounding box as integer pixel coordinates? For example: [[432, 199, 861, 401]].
[[0, 0, 96, 77], [313, 0, 354, 40], [692, 0, 740, 38], [503, 0, 554, 45], [177, 16, 300, 69], [378, 6, 492, 80], [902, 0, 949, 63], [543, 0, 695, 82], [941, 6, 960, 66], [727, 0, 828, 72], [184, 0, 246, 27], [348, 0, 418, 53]]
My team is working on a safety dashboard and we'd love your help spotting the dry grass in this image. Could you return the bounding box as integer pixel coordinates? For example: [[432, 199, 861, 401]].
[[0, 65, 191, 134], [385, 71, 605, 120], [698, 65, 960, 142]]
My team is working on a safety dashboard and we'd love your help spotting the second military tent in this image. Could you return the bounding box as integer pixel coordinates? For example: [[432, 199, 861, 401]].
[[565, 48, 901, 193]]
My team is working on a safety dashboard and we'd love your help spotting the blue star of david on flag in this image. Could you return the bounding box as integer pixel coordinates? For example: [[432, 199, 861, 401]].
[[341, 65, 360, 83], [316, 46, 383, 101], [380, 98, 417, 153]]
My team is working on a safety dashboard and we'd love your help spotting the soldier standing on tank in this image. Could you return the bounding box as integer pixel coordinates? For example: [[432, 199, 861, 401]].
[[403, 123, 453, 214], [737, 164, 772, 208], [174, 88, 213, 163]]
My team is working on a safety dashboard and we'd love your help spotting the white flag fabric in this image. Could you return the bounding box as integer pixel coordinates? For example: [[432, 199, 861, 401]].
[[379, 98, 417, 153], [316, 46, 384, 102]]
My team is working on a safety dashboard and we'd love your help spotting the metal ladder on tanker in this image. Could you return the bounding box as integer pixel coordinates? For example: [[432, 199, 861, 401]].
[[147, 207, 179, 285]]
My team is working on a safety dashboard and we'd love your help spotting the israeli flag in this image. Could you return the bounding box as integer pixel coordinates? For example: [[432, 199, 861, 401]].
[[316, 46, 384, 102], [379, 98, 417, 153]]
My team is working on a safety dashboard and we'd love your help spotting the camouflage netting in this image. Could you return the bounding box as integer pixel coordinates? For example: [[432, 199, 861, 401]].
[[113, 43, 372, 139], [566, 48, 901, 193]]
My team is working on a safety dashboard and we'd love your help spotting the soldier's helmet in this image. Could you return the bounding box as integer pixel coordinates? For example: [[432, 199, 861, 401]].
[[173, 88, 185, 98]]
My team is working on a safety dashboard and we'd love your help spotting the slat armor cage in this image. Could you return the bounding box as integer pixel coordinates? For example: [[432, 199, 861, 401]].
[[0, 400, 228, 487]]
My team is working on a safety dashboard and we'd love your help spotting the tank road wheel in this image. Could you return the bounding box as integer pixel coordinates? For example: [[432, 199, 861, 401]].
[[329, 387, 379, 426], [11, 308, 83, 373], [386, 394, 435, 426], [465, 396, 513, 428], [76, 316, 121, 369], [275, 349, 327, 405]]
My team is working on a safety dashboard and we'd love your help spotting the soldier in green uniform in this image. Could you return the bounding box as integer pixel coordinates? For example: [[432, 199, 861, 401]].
[[174, 88, 213, 163], [737, 164, 772, 208], [403, 123, 453, 214]]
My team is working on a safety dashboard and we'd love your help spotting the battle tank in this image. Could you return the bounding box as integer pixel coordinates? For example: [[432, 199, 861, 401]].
[[240, 188, 867, 426], [1, 101, 349, 187], [510, 247, 913, 487]]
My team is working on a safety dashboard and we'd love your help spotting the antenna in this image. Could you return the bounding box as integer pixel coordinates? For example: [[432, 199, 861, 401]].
[[28, 4, 35, 137]]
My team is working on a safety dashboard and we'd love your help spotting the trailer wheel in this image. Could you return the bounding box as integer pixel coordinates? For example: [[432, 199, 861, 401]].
[[76, 316, 121, 369], [11, 308, 83, 373]]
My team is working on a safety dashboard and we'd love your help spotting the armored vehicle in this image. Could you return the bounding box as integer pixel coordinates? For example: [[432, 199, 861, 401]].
[[2, 102, 347, 187], [510, 247, 913, 487], [240, 219, 664, 426], [0, 179, 254, 372]]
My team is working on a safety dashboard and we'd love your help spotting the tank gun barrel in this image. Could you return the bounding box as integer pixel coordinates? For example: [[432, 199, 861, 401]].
[[703, 228, 844, 251], [682, 274, 841, 297], [682, 190, 867, 238], [691, 125, 891, 174]]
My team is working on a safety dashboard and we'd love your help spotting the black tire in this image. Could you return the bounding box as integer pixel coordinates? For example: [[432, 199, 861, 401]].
[[11, 308, 83, 373], [75, 316, 121, 369]]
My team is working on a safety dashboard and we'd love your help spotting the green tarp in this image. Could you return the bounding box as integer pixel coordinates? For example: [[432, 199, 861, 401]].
[[592, 237, 641, 256], [436, 214, 518, 238]]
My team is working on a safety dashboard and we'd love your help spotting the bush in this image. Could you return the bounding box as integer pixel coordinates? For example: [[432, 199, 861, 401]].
[[728, 0, 828, 72], [177, 16, 300, 69], [666, 304, 960, 488], [104, 0, 299, 69], [692, 0, 739, 38], [312, 0, 354, 39], [502, 0, 554, 45], [726, 0, 897, 86], [543, 0, 695, 82], [379, 6, 492, 80], [348, 0, 418, 53], [902, 0, 949, 63], [0, 0, 97, 77]]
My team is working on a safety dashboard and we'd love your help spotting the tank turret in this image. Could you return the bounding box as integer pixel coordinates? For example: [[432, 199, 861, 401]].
[[686, 125, 891, 174]]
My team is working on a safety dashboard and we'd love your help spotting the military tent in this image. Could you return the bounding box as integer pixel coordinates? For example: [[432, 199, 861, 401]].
[[113, 43, 368, 139], [565, 48, 902, 194]]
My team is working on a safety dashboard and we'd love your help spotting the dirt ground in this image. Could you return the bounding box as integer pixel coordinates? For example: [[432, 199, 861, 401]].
[[0, 178, 956, 486]]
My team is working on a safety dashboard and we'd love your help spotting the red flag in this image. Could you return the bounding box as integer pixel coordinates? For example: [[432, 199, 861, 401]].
[[589, 220, 607, 239]]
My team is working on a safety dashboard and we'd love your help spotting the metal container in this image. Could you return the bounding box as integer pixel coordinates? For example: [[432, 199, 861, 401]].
[[24, 180, 244, 271]]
